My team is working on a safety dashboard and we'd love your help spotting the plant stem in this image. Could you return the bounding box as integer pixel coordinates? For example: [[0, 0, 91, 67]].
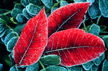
[[96, 15, 102, 25], [3, 11, 11, 15], [10, 17, 17, 24], [39, 60, 46, 71], [83, 22, 87, 32]]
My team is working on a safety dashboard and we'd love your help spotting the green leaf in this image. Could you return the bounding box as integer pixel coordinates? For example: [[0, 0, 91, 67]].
[[89, 24, 100, 36], [87, 0, 95, 5], [25, 62, 39, 71], [0, 24, 6, 33], [0, 15, 12, 23], [41, 65, 67, 71], [4, 32, 17, 46], [0, 18, 7, 24], [56, 0, 60, 2], [68, 66, 83, 71], [21, 0, 29, 7], [14, 3, 23, 10], [1, 29, 13, 42], [93, 53, 105, 66], [88, 1, 101, 19], [41, 0, 53, 9], [100, 53, 105, 61], [6, 37, 18, 52], [51, 7, 58, 13], [29, 0, 41, 5], [11, 8, 22, 18], [10, 65, 18, 71], [74, 0, 86, 3], [60, 1, 68, 7], [0, 30, 6, 38], [91, 65, 99, 71], [9, 51, 16, 66], [16, 13, 27, 23], [102, 36, 108, 47], [40, 55, 61, 66], [9, 65, 25, 71], [100, 25, 107, 31], [0, 64, 3, 71], [99, 0, 108, 17], [14, 24, 25, 35], [26, 3, 41, 16], [82, 61, 94, 70], [22, 8, 32, 20], [93, 57, 101, 66], [102, 59, 108, 71]]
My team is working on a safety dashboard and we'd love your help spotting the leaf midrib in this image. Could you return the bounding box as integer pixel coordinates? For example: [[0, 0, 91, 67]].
[[19, 19, 38, 66], [45, 46, 96, 53], [56, 3, 89, 32]]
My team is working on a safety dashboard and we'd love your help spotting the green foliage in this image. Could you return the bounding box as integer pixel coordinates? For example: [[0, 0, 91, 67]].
[[41, 0, 53, 9], [11, 8, 22, 18], [26, 3, 41, 16], [89, 24, 100, 36], [51, 7, 58, 13], [16, 13, 27, 23], [68, 66, 83, 71], [60, 1, 68, 7], [99, 0, 108, 17], [82, 61, 94, 70], [88, 1, 101, 19], [40, 55, 61, 66], [0, 64, 3, 71], [14, 3, 23, 10], [102, 59, 108, 71], [22, 8, 31, 20], [91, 65, 99, 71], [25, 62, 39, 71], [6, 37, 18, 52], [21, 0, 29, 7], [102, 35, 108, 47], [41, 65, 67, 71]]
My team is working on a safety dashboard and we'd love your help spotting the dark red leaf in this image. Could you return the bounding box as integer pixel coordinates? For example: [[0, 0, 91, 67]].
[[48, 2, 90, 35], [14, 8, 48, 67], [45, 29, 105, 67]]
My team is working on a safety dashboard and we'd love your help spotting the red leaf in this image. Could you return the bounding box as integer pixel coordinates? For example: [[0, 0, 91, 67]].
[[48, 2, 90, 35], [14, 8, 48, 67], [45, 29, 105, 67]]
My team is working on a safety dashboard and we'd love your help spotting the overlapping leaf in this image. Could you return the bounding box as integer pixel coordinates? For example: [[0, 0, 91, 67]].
[[48, 2, 90, 35], [14, 8, 48, 67], [45, 29, 105, 67]]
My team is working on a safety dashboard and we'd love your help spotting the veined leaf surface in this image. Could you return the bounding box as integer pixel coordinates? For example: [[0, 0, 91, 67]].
[[14, 8, 48, 67], [48, 2, 90, 35], [45, 29, 105, 67]]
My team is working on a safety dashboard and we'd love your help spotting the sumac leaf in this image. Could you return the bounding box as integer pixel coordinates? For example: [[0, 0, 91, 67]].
[[48, 2, 90, 35], [45, 29, 105, 67], [14, 8, 48, 67]]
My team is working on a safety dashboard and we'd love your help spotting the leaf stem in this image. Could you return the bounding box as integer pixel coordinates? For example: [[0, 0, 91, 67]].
[[39, 60, 46, 71], [96, 15, 102, 25], [10, 17, 17, 24], [3, 11, 11, 15], [83, 22, 87, 32]]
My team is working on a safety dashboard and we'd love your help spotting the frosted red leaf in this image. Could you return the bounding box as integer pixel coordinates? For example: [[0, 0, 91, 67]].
[[48, 2, 90, 36], [14, 8, 48, 67], [45, 29, 105, 67]]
